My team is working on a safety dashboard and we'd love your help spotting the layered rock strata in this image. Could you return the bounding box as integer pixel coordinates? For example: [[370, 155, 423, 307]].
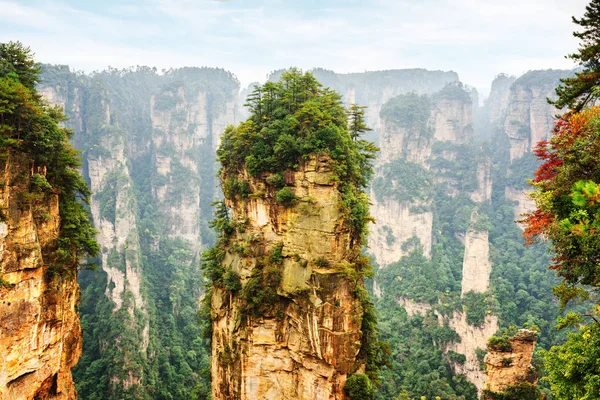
[[483, 330, 539, 398], [211, 156, 367, 400], [0, 152, 81, 399]]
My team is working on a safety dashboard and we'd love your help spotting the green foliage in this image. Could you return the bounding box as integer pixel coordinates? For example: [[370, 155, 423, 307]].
[[314, 256, 331, 268], [275, 186, 298, 207], [30, 173, 52, 192], [54, 65, 239, 398], [380, 93, 431, 132], [344, 374, 374, 400], [372, 90, 568, 397], [483, 383, 542, 400], [374, 304, 477, 400], [223, 176, 252, 200], [543, 322, 600, 399], [462, 291, 490, 326], [0, 41, 98, 273], [223, 268, 242, 293], [506, 153, 539, 190], [241, 260, 283, 318], [446, 351, 466, 365], [348, 104, 372, 140], [551, 1, 600, 111], [372, 160, 434, 204], [265, 173, 285, 188], [381, 225, 396, 246], [0, 41, 41, 90], [488, 328, 516, 352], [433, 82, 472, 103]]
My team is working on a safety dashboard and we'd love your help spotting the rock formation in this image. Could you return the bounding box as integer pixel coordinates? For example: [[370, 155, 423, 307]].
[[483, 330, 540, 399], [38, 65, 240, 397], [461, 210, 492, 296], [211, 156, 369, 399], [0, 152, 81, 399]]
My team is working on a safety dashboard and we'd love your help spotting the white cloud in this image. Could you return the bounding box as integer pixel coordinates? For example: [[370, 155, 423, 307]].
[[0, 0, 587, 89]]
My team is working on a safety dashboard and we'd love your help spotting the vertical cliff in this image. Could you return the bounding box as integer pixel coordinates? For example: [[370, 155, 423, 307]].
[[39, 65, 240, 398], [1, 46, 97, 400], [211, 158, 366, 399], [208, 70, 379, 400], [0, 153, 81, 400], [371, 81, 500, 396], [503, 70, 567, 162], [483, 330, 541, 399]]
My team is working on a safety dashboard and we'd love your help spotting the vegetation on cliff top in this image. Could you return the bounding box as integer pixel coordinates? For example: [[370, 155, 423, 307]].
[[217, 68, 378, 243], [523, 5, 600, 395], [0, 41, 98, 272], [206, 69, 386, 395]]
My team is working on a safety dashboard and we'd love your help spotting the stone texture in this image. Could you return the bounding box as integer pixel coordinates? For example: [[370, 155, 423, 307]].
[[369, 197, 433, 266], [395, 297, 498, 393], [0, 152, 81, 400], [461, 211, 492, 296], [505, 187, 535, 229], [484, 330, 538, 394], [211, 156, 366, 400]]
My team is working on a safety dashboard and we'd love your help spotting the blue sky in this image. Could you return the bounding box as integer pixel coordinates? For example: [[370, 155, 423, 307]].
[[0, 0, 588, 94]]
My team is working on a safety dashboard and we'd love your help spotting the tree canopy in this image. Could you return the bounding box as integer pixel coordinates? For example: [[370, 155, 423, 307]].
[[551, 0, 600, 110], [0, 41, 98, 271]]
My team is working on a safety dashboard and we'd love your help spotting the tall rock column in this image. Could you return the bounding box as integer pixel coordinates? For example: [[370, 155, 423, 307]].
[[210, 156, 368, 399], [208, 69, 378, 400], [483, 330, 541, 399], [0, 154, 81, 399]]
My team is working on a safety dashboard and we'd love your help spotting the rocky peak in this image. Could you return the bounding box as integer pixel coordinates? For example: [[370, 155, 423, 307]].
[[483, 330, 540, 399], [210, 156, 369, 399], [0, 152, 81, 399]]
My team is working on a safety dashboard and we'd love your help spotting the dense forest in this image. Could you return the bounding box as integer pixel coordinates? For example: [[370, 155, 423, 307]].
[[34, 63, 575, 399], [27, 45, 589, 400], [38, 64, 239, 399]]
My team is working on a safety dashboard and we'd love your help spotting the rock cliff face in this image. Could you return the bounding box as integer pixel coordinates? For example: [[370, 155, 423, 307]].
[[484, 74, 516, 131], [0, 152, 81, 399], [483, 330, 539, 398], [461, 211, 492, 296], [39, 65, 240, 397], [394, 297, 498, 392], [370, 84, 476, 268], [211, 156, 367, 400], [500, 70, 568, 162]]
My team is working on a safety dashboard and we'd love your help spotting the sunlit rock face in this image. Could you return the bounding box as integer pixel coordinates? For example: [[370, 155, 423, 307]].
[[0, 152, 81, 400], [483, 330, 538, 397], [211, 156, 366, 400]]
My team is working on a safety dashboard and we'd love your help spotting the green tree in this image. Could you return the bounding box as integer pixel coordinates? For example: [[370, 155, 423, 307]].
[[552, 0, 600, 110], [0, 41, 98, 272], [348, 104, 371, 140], [0, 41, 41, 90]]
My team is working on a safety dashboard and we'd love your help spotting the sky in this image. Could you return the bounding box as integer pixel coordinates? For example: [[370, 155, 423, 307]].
[[0, 0, 589, 95]]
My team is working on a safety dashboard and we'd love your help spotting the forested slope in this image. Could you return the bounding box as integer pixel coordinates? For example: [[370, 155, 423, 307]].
[[37, 65, 576, 399]]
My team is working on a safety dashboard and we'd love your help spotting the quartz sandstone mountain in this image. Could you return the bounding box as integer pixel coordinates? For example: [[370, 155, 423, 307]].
[[0, 152, 81, 399], [38, 65, 240, 396], [211, 156, 367, 400], [372, 84, 497, 392], [483, 330, 539, 399]]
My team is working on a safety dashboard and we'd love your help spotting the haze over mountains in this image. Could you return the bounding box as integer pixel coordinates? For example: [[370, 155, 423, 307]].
[[8, 63, 564, 398]]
